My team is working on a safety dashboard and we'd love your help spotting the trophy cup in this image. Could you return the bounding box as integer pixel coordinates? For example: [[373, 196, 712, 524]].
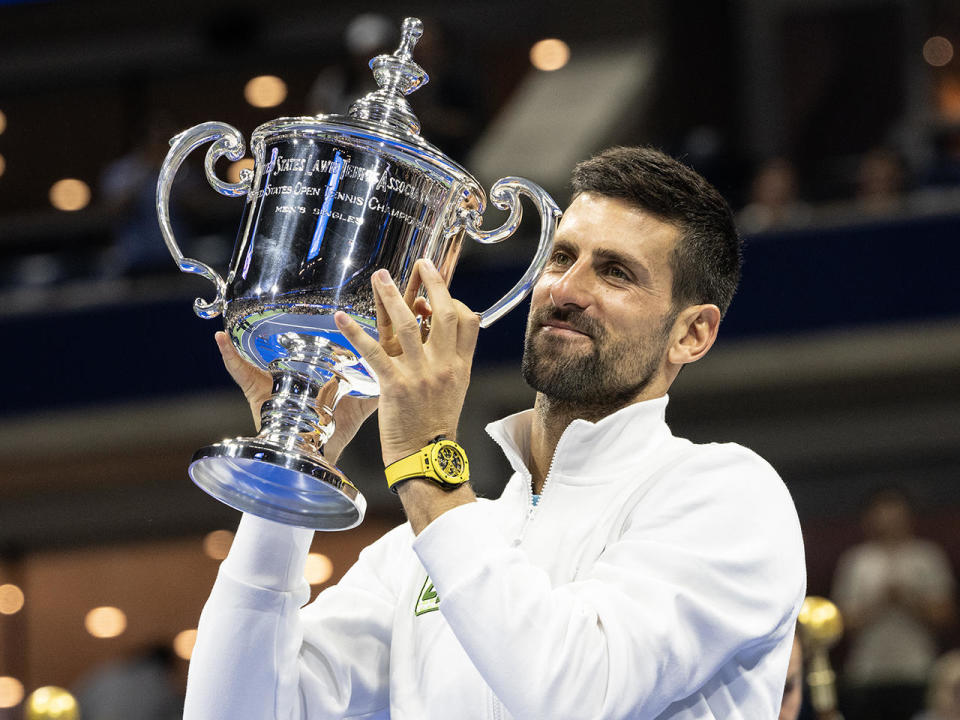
[[156, 17, 561, 531]]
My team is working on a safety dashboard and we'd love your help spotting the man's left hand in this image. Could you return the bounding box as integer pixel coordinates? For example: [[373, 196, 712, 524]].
[[333, 259, 480, 467]]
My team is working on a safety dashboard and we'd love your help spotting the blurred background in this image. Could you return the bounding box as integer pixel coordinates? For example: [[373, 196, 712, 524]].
[[0, 0, 959, 718]]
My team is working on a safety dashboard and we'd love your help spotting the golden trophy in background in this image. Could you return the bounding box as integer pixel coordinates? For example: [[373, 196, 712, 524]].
[[798, 596, 845, 720]]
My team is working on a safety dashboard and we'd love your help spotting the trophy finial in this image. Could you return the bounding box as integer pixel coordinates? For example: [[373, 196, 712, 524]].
[[347, 16, 429, 134], [397, 17, 423, 60]]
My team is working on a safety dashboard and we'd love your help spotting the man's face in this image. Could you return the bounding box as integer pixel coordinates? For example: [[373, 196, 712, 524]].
[[522, 192, 681, 408]]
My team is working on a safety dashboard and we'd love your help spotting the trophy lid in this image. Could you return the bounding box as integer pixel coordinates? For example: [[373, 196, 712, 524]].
[[348, 17, 430, 136]]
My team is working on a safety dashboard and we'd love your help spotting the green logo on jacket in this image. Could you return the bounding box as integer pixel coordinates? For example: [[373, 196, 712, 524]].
[[415, 576, 440, 616]]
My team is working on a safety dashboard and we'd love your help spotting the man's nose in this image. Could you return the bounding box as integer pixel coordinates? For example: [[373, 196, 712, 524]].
[[548, 261, 594, 309]]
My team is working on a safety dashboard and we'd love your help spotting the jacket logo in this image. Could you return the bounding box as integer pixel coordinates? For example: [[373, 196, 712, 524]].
[[415, 576, 440, 616]]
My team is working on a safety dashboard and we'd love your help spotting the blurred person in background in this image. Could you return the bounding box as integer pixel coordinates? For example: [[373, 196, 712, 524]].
[[855, 147, 907, 217], [914, 650, 960, 720], [98, 118, 199, 278], [306, 13, 395, 116], [736, 157, 811, 234], [832, 487, 957, 720]]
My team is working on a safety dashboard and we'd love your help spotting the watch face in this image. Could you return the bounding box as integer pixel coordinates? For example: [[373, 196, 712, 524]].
[[434, 443, 466, 481]]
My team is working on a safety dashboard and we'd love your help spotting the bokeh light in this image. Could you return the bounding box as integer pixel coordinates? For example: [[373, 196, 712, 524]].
[[24, 686, 79, 720], [84, 606, 127, 638], [49, 178, 91, 212], [173, 628, 198, 660], [244, 75, 288, 108], [0, 153, 6, 178], [530, 38, 571, 72], [0, 109, 6, 135], [304, 552, 334, 585], [202, 529, 235, 560], [923, 36, 954, 67], [0, 583, 25, 614], [0, 677, 24, 709]]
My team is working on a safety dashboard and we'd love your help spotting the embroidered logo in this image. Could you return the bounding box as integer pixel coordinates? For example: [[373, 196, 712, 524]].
[[414, 576, 440, 616]]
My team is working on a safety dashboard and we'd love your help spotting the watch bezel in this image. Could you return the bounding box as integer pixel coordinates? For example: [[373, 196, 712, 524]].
[[429, 439, 469, 486]]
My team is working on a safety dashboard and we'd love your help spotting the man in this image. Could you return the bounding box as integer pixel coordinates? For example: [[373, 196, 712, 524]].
[[184, 147, 806, 719]]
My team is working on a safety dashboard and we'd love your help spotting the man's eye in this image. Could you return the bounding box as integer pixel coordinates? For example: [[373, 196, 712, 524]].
[[605, 265, 629, 280], [551, 251, 572, 266]]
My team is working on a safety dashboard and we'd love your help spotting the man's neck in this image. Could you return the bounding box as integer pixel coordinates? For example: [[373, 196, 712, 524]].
[[528, 394, 632, 494]]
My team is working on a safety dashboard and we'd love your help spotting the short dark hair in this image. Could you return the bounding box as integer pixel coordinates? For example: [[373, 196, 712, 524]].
[[570, 146, 742, 318]]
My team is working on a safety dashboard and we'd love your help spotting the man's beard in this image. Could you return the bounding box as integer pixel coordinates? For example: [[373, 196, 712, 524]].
[[521, 305, 675, 410]]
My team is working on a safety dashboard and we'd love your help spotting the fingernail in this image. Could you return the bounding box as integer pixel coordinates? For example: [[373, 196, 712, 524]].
[[423, 258, 437, 273], [374, 269, 393, 285]]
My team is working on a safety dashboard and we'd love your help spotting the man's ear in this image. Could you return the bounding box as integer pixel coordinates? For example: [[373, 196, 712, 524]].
[[667, 304, 721, 365]]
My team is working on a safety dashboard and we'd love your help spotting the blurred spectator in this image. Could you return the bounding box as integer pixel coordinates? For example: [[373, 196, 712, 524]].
[[306, 13, 395, 116], [98, 119, 190, 278], [832, 488, 957, 720], [72, 644, 183, 720], [914, 650, 960, 720], [855, 147, 907, 216], [307, 15, 480, 161], [737, 157, 811, 233], [924, 127, 960, 189]]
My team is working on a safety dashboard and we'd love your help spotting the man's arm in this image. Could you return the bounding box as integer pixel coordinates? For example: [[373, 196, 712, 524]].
[[184, 514, 399, 720], [185, 310, 431, 720]]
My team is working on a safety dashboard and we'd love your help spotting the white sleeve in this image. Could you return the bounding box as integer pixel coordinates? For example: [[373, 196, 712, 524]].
[[412, 448, 806, 720], [183, 513, 399, 720]]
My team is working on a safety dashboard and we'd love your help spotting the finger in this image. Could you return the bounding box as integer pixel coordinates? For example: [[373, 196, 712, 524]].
[[215, 331, 272, 403], [416, 259, 457, 349], [372, 278, 396, 346], [403, 260, 424, 309], [334, 311, 396, 378], [372, 270, 426, 362], [412, 296, 432, 319], [454, 301, 481, 359], [412, 296, 433, 343]]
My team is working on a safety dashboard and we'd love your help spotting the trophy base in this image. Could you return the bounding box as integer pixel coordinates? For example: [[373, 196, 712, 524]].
[[189, 440, 366, 531]]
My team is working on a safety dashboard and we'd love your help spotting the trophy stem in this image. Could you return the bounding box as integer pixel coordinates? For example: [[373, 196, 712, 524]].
[[188, 362, 366, 530], [257, 371, 340, 455]]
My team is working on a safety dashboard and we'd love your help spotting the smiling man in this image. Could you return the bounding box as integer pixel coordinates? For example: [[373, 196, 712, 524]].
[[184, 146, 806, 720]]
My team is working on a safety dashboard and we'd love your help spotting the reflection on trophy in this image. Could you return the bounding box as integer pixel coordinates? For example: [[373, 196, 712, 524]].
[[797, 596, 845, 720], [156, 17, 561, 530]]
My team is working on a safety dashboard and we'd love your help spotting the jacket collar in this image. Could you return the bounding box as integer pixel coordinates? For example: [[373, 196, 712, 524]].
[[485, 394, 673, 484]]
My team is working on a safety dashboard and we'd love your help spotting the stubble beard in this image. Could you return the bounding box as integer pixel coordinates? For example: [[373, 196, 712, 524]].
[[521, 305, 674, 415]]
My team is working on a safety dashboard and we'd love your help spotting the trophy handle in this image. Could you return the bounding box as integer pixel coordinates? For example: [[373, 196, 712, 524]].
[[461, 177, 562, 328], [156, 121, 252, 319]]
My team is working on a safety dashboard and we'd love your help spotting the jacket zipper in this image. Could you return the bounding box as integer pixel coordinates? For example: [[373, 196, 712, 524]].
[[488, 422, 575, 720], [517, 421, 572, 543]]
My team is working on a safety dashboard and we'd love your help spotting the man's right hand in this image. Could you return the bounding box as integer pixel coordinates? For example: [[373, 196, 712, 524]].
[[214, 332, 378, 465]]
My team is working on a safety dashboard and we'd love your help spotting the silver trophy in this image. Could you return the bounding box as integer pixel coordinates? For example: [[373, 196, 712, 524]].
[[157, 17, 560, 530]]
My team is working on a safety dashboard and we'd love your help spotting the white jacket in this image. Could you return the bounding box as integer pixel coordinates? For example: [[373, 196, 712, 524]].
[[184, 395, 806, 720]]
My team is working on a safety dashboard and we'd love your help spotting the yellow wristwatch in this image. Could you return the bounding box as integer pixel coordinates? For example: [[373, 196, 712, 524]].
[[384, 437, 469, 493]]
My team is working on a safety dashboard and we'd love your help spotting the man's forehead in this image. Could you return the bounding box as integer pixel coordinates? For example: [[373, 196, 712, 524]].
[[557, 192, 680, 257]]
